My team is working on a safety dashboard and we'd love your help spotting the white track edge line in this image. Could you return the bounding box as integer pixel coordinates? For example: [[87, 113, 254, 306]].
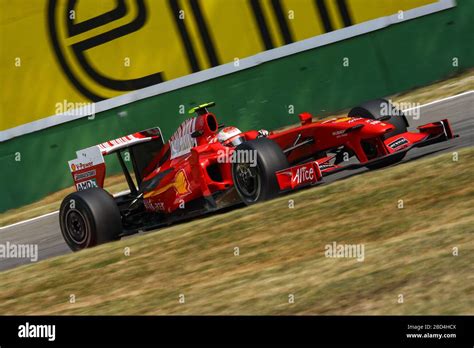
[[402, 90, 474, 111], [0, 211, 59, 230], [0, 190, 131, 230]]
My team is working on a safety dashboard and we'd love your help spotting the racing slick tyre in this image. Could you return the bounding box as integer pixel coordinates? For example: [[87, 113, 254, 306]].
[[349, 99, 407, 169], [348, 98, 408, 139], [232, 137, 289, 205], [59, 188, 122, 251]]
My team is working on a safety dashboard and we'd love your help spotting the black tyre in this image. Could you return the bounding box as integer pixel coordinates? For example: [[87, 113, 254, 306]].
[[59, 188, 122, 251], [363, 151, 406, 170], [232, 137, 289, 205], [348, 98, 408, 139], [349, 99, 408, 169]]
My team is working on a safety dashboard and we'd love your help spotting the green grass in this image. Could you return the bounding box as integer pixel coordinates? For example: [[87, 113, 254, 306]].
[[0, 147, 473, 315]]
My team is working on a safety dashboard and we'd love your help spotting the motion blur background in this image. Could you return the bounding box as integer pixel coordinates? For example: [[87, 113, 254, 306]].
[[1, 0, 473, 212]]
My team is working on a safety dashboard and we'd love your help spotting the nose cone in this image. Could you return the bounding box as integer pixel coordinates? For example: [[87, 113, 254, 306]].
[[323, 117, 395, 137], [364, 120, 395, 136]]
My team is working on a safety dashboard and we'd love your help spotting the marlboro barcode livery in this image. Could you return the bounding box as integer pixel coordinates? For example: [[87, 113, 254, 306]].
[[60, 100, 457, 251]]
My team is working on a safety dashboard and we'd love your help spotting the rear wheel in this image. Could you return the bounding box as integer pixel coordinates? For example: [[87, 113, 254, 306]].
[[232, 138, 289, 205], [59, 188, 122, 251], [349, 99, 408, 169]]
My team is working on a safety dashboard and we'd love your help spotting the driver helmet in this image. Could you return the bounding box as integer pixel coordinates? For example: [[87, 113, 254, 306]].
[[217, 126, 245, 146]]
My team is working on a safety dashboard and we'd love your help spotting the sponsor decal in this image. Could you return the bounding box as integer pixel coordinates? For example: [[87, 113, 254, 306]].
[[365, 119, 380, 125], [318, 163, 334, 170], [71, 161, 93, 171], [332, 129, 347, 138], [292, 165, 315, 185], [277, 162, 321, 190], [169, 118, 198, 159], [143, 170, 191, 199], [75, 178, 98, 191], [144, 201, 166, 212], [364, 119, 386, 126], [388, 137, 409, 150], [74, 169, 96, 181], [68, 146, 104, 172]]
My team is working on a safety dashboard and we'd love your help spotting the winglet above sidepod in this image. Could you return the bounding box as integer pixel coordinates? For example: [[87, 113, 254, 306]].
[[188, 102, 216, 115]]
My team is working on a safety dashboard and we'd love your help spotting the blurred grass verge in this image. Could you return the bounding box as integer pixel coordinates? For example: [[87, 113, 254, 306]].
[[0, 147, 472, 314]]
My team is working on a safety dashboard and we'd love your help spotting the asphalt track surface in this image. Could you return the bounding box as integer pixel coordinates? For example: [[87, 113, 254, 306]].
[[1, 93, 473, 272]]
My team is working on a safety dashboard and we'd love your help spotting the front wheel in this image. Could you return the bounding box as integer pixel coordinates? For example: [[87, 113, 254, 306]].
[[59, 188, 122, 251], [232, 138, 289, 205], [349, 99, 408, 168]]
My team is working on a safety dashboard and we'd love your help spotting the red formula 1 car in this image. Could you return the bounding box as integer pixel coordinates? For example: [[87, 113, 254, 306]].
[[60, 100, 456, 251]]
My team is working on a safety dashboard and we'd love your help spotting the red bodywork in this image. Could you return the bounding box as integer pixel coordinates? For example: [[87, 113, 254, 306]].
[[68, 109, 456, 215]]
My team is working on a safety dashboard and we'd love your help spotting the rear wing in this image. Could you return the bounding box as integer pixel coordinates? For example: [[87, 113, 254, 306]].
[[97, 128, 162, 155], [68, 127, 164, 192], [68, 146, 106, 191]]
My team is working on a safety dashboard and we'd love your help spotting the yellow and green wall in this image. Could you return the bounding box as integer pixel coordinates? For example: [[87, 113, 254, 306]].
[[1, 0, 473, 212]]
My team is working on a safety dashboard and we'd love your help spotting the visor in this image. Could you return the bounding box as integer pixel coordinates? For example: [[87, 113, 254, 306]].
[[227, 135, 246, 147]]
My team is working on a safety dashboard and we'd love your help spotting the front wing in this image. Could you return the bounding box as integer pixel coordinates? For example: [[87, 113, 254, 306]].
[[275, 119, 456, 191]]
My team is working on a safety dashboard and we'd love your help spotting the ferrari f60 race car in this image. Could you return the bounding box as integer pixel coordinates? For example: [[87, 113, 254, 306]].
[[60, 100, 456, 251]]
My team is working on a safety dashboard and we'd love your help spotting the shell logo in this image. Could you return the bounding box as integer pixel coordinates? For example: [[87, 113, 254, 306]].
[[143, 170, 190, 199]]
